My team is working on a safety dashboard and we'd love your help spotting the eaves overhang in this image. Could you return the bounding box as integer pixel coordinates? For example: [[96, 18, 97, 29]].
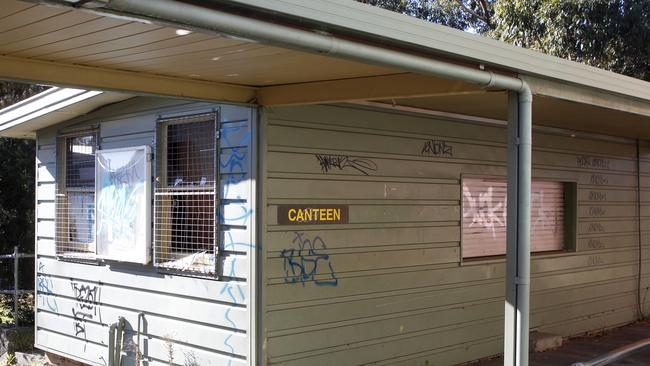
[[216, 0, 650, 104], [0, 87, 132, 139], [0, 0, 649, 139]]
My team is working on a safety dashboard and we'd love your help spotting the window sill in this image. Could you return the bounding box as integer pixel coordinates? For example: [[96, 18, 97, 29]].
[[460, 249, 574, 267]]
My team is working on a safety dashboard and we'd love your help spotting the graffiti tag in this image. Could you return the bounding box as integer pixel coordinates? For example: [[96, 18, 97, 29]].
[[280, 232, 338, 286]]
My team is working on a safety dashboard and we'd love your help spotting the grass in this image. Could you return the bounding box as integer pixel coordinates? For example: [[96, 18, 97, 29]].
[[7, 327, 35, 353]]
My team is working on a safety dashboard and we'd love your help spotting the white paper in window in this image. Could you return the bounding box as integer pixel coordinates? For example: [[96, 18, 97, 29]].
[[95, 146, 151, 263], [68, 191, 95, 246]]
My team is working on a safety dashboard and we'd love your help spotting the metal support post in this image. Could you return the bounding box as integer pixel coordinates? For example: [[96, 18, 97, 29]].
[[504, 91, 533, 366], [13, 245, 19, 328]]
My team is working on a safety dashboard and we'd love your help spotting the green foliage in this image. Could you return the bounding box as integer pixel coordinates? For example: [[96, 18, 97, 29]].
[[0, 293, 35, 326], [357, 0, 494, 31], [0, 82, 46, 110], [356, 0, 650, 81], [7, 326, 35, 353], [490, 0, 650, 81], [0, 82, 43, 292], [0, 81, 43, 329], [1, 353, 16, 366]]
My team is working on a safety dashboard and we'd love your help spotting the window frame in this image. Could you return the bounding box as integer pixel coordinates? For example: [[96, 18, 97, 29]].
[[55, 128, 100, 260], [153, 111, 221, 276], [460, 174, 577, 263], [95, 145, 152, 264]]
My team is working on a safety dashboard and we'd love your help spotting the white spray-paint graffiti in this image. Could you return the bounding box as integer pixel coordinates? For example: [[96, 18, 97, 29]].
[[462, 184, 505, 238], [462, 180, 562, 238]]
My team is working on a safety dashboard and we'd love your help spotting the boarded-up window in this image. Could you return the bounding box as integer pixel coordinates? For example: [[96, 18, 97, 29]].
[[462, 177, 565, 258], [56, 131, 98, 257], [154, 113, 218, 274]]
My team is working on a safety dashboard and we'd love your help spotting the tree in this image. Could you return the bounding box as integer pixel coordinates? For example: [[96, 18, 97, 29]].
[[357, 0, 650, 81], [356, 0, 494, 32], [0, 81, 45, 291], [490, 0, 650, 81]]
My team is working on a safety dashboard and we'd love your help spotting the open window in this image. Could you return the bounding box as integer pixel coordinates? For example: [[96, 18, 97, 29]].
[[154, 112, 218, 274], [55, 131, 98, 257], [95, 146, 152, 263], [462, 177, 575, 259], [56, 128, 153, 262]]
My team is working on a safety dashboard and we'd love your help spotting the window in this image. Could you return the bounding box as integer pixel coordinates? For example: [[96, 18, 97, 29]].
[[95, 146, 151, 263], [154, 113, 218, 274], [56, 131, 98, 257], [462, 177, 572, 258]]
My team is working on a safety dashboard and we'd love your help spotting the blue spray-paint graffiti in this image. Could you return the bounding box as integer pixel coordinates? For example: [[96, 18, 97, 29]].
[[221, 205, 253, 227], [220, 237, 246, 363], [220, 125, 251, 200], [218, 121, 253, 365], [36, 261, 58, 312], [281, 232, 338, 286]]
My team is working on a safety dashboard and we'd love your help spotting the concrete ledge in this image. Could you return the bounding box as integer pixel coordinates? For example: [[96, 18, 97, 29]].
[[530, 331, 563, 352]]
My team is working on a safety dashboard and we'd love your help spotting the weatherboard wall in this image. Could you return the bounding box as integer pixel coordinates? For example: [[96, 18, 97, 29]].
[[34, 97, 256, 366], [262, 104, 650, 366]]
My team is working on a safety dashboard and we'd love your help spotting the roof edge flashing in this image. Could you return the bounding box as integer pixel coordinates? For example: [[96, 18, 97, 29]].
[[0, 87, 132, 137]]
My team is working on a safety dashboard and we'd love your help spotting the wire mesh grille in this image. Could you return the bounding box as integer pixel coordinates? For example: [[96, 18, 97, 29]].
[[55, 132, 97, 257], [154, 114, 218, 274]]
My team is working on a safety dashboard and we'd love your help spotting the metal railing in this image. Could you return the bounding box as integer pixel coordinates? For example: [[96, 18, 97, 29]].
[[571, 337, 650, 366], [0, 246, 34, 327]]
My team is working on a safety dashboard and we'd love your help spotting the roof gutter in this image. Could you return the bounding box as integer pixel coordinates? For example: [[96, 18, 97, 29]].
[[34, 1, 533, 365]]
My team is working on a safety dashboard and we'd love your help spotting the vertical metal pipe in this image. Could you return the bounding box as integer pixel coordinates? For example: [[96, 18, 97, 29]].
[[504, 91, 519, 365], [108, 323, 116, 366], [13, 245, 19, 328], [504, 90, 532, 366], [517, 90, 533, 366], [636, 139, 645, 320]]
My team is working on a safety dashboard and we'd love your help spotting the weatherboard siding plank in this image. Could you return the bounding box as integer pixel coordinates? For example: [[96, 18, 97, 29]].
[[263, 104, 647, 366]]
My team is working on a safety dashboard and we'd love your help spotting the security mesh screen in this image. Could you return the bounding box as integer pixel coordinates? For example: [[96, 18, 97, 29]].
[[154, 113, 218, 274], [56, 132, 97, 256]]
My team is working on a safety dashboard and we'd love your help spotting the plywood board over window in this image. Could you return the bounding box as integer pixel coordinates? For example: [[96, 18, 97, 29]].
[[462, 177, 568, 258]]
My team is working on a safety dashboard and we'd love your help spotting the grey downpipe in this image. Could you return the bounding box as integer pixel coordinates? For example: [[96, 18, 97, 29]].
[[37, 1, 533, 365], [571, 337, 650, 366], [504, 91, 533, 366]]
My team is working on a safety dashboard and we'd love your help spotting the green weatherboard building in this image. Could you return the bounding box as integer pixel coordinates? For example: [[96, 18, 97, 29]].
[[0, 1, 649, 365]]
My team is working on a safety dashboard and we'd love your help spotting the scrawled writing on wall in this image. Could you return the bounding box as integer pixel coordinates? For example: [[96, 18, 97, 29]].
[[421, 139, 454, 157], [577, 156, 610, 170], [462, 178, 565, 257], [70, 280, 101, 344], [281, 231, 338, 286], [314, 154, 377, 175]]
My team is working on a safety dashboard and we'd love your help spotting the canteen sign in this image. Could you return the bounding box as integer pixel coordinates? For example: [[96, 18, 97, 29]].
[[277, 205, 349, 225]]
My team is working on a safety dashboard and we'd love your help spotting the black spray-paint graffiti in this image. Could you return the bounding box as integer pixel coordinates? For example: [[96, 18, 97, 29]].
[[314, 154, 377, 176], [421, 139, 454, 157], [281, 232, 338, 286], [577, 156, 610, 170], [71, 281, 101, 339]]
